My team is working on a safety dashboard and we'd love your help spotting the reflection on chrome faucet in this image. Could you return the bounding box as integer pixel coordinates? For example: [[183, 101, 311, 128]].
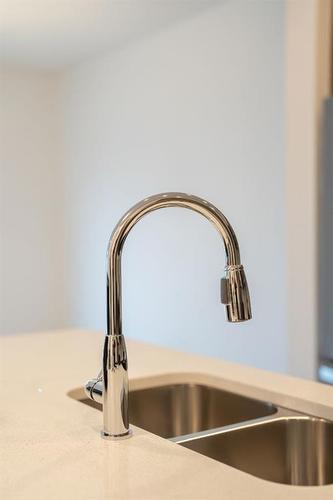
[[85, 193, 252, 439]]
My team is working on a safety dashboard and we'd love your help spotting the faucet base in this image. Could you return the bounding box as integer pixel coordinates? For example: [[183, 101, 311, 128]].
[[101, 429, 132, 440]]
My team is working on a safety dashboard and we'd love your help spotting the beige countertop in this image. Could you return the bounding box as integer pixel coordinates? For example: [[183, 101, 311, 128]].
[[1, 329, 333, 500]]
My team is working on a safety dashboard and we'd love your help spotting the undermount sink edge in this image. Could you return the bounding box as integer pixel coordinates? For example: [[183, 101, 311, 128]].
[[68, 374, 333, 487], [176, 409, 333, 487]]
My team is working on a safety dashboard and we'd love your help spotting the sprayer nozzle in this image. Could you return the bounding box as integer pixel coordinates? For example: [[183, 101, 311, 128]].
[[221, 265, 252, 322]]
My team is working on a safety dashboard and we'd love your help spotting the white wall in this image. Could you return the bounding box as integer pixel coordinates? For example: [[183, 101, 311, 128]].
[[286, 0, 333, 379], [0, 69, 67, 334], [61, 1, 288, 373]]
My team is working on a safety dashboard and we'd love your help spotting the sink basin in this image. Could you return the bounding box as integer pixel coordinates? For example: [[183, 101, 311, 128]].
[[129, 383, 276, 438], [72, 382, 276, 439], [179, 416, 333, 486]]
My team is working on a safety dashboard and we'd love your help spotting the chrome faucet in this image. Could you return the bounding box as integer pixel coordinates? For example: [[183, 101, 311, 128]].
[[85, 192, 252, 439]]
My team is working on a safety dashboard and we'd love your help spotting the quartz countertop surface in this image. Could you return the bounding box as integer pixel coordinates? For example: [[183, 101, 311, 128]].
[[1, 329, 333, 499]]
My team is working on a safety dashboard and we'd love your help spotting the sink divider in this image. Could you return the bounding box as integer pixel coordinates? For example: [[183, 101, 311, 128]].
[[170, 406, 300, 444]]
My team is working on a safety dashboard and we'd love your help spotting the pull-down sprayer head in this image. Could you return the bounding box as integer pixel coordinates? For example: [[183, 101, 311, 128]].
[[221, 265, 252, 322]]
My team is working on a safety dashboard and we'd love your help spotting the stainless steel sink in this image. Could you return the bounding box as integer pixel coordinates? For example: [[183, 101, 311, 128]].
[[70, 383, 276, 439], [178, 415, 333, 486], [129, 383, 276, 439], [68, 378, 333, 486]]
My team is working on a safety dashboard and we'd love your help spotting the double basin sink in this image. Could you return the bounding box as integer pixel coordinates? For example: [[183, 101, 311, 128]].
[[69, 378, 333, 487]]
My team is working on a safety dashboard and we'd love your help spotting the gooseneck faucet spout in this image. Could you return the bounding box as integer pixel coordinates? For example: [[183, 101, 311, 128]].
[[85, 192, 252, 439]]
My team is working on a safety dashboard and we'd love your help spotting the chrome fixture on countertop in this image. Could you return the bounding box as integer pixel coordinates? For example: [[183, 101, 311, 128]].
[[85, 193, 252, 439]]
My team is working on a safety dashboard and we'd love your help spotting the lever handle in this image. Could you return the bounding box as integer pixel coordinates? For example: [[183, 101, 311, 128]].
[[85, 378, 103, 404]]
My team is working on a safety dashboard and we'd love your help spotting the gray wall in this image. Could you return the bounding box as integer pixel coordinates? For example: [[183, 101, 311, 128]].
[[319, 98, 333, 362], [0, 70, 66, 334]]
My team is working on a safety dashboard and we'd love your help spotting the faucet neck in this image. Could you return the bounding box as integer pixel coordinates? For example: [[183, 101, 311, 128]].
[[106, 192, 241, 336]]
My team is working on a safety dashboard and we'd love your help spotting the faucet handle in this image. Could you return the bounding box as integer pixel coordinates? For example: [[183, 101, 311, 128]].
[[85, 376, 103, 403]]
